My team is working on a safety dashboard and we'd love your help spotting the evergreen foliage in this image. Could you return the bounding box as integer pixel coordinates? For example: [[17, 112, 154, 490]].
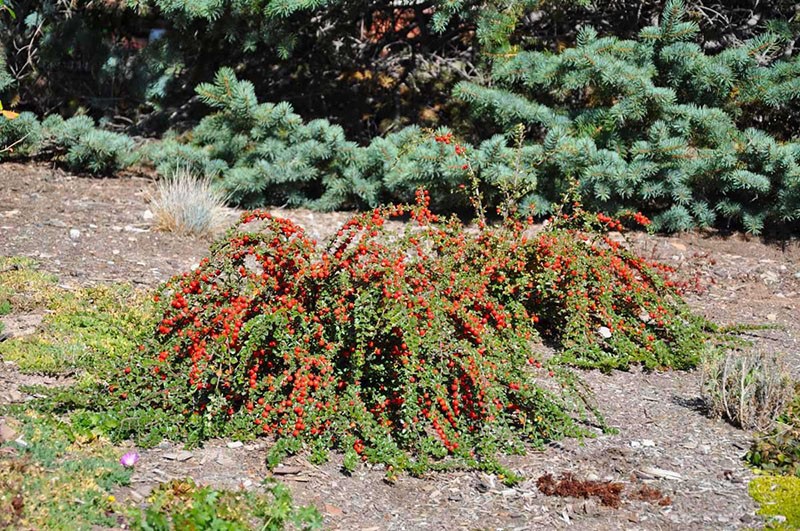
[[454, 0, 800, 233], [2, 1, 800, 233], [145, 68, 537, 212], [0, 113, 138, 174]]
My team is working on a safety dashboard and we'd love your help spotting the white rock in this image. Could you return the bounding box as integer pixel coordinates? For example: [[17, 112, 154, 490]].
[[226, 441, 244, 449], [641, 439, 656, 447], [69, 228, 81, 240], [597, 326, 612, 339], [143, 209, 154, 220]]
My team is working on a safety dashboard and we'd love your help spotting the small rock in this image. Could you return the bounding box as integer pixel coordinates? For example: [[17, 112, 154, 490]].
[[124, 225, 149, 233], [143, 209, 154, 221], [0, 423, 17, 443], [630, 440, 642, 449], [5, 389, 23, 402], [641, 439, 656, 448], [46, 219, 66, 228], [69, 228, 81, 240], [607, 231, 625, 243], [325, 504, 344, 517], [761, 271, 780, 284], [597, 326, 612, 339], [163, 450, 193, 461], [226, 441, 244, 449], [215, 453, 234, 467], [767, 313, 777, 321]]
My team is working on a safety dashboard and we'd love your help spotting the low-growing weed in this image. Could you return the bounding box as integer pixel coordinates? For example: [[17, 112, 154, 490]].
[[0, 411, 132, 529], [132, 478, 322, 530], [747, 384, 800, 477], [0, 256, 59, 312]]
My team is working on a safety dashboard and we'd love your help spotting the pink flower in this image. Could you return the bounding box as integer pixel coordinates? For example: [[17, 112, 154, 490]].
[[120, 451, 139, 468]]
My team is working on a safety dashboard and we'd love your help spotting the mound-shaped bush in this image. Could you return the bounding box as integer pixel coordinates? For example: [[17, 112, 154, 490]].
[[117, 192, 712, 477]]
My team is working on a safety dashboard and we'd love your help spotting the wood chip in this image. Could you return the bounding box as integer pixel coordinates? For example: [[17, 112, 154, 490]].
[[638, 466, 682, 480], [272, 466, 303, 475], [163, 450, 193, 462]]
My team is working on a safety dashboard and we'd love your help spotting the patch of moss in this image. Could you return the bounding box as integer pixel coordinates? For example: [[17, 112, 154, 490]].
[[749, 475, 800, 529], [0, 257, 59, 312], [0, 280, 152, 375]]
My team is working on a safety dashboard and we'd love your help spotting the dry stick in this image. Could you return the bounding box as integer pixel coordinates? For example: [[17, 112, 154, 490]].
[[0, 131, 32, 154]]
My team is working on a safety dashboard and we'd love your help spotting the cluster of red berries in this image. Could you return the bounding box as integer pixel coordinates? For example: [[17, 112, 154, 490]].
[[125, 190, 707, 472]]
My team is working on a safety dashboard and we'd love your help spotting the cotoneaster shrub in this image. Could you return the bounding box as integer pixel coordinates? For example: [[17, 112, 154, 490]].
[[110, 189, 715, 479]]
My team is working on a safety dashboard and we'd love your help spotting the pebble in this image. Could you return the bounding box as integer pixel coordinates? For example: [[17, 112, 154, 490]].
[[0, 423, 17, 443], [69, 228, 81, 240], [143, 209, 154, 221], [226, 441, 244, 449]]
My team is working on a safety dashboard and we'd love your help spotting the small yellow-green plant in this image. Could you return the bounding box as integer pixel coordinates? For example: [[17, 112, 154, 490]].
[[749, 475, 800, 528]]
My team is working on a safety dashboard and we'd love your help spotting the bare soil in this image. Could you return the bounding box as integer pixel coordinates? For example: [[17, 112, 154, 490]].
[[1, 162, 799, 530]]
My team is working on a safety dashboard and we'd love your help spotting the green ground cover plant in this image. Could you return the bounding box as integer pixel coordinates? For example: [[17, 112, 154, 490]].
[[0, 411, 319, 530], [133, 478, 321, 530], [0, 262, 320, 529], [0, 275, 151, 376], [748, 475, 800, 528], [83, 183, 714, 480]]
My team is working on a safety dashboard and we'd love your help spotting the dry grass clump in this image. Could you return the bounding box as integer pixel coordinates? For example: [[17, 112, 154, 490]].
[[703, 350, 793, 431], [149, 167, 229, 237]]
